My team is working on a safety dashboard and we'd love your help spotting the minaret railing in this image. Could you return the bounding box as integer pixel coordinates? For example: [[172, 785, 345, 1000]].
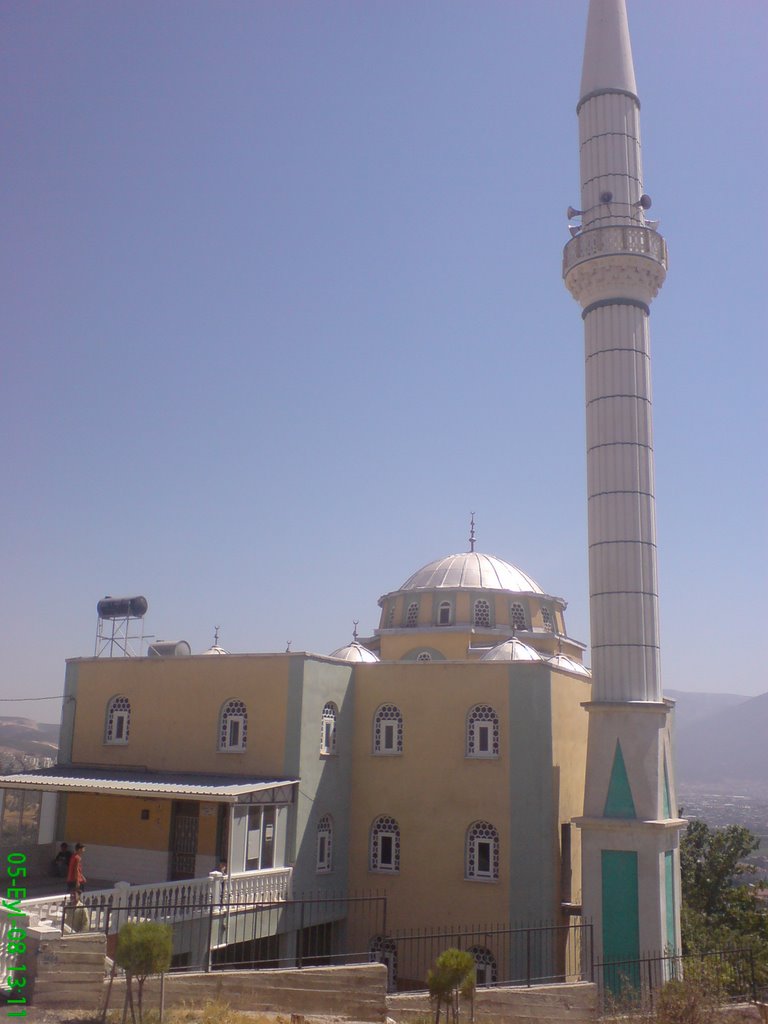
[[563, 225, 667, 275]]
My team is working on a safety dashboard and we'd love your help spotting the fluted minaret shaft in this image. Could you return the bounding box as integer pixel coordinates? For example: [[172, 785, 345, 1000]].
[[563, 0, 667, 703], [566, 1, 683, 971]]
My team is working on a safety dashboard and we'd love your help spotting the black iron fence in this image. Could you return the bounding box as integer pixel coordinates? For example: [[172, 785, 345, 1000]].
[[64, 890, 387, 974], [378, 919, 592, 992], [596, 948, 758, 1012], [59, 891, 759, 1007]]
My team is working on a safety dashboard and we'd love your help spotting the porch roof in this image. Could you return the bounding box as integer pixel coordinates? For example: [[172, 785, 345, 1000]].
[[0, 766, 299, 804]]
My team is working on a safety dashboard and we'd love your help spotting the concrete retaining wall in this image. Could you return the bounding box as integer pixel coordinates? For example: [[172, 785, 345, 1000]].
[[108, 963, 388, 1022], [27, 924, 107, 1009], [388, 981, 598, 1024]]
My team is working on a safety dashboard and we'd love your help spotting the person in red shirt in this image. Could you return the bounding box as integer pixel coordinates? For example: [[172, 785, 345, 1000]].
[[66, 842, 87, 893]]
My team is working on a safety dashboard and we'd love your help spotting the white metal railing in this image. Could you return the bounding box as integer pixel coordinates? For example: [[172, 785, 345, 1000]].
[[563, 224, 668, 274], [20, 866, 293, 933]]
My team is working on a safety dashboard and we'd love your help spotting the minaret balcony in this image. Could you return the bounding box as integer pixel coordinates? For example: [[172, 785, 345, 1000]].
[[563, 224, 667, 275], [563, 225, 667, 308]]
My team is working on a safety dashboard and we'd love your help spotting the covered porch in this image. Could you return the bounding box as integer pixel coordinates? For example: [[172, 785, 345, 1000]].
[[0, 766, 298, 886]]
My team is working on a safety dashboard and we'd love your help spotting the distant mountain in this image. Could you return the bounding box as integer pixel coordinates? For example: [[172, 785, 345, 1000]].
[[667, 688, 750, 725], [0, 717, 59, 768], [671, 690, 768, 789]]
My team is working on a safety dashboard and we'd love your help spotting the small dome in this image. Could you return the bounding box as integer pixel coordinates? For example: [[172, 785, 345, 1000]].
[[329, 641, 380, 664], [548, 653, 591, 677], [399, 552, 543, 595], [481, 638, 543, 662], [201, 644, 229, 656]]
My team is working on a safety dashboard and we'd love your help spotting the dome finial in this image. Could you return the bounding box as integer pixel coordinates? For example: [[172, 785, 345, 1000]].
[[469, 512, 476, 553], [213, 625, 221, 646], [352, 620, 359, 641]]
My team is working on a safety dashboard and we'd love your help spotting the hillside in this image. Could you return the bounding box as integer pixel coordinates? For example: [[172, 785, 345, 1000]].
[[0, 717, 59, 768], [666, 688, 749, 725], [673, 690, 768, 789]]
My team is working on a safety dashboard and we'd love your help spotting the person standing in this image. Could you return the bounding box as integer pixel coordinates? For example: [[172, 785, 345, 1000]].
[[67, 842, 87, 893], [53, 842, 72, 878]]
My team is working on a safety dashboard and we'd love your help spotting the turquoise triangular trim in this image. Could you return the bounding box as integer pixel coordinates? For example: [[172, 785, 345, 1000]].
[[604, 740, 637, 818]]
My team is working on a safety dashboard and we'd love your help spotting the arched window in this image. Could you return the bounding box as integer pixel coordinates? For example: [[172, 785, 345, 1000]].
[[437, 601, 452, 626], [373, 704, 403, 754], [316, 814, 333, 873], [387, 605, 396, 628], [369, 936, 398, 990], [510, 602, 527, 630], [466, 821, 499, 881], [473, 599, 491, 628], [321, 701, 338, 755], [219, 699, 247, 751], [370, 815, 400, 873], [541, 606, 554, 631], [466, 704, 499, 758], [467, 946, 498, 987], [405, 602, 419, 628], [416, 651, 432, 662], [105, 695, 131, 744]]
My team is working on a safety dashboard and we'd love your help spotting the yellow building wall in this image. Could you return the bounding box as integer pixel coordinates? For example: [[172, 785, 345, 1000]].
[[348, 661, 513, 929], [68, 654, 291, 775], [379, 632, 472, 661], [64, 794, 171, 851]]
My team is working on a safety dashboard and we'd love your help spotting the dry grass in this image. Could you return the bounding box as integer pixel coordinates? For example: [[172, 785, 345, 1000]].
[[103, 1004, 289, 1024]]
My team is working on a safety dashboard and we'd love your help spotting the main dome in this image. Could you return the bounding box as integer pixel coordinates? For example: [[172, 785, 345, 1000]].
[[398, 552, 544, 595]]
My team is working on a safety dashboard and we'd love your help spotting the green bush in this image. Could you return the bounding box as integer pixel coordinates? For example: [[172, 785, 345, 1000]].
[[115, 921, 173, 1024], [427, 948, 475, 1024]]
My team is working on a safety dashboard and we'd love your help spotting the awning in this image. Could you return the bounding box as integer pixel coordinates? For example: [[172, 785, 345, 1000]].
[[0, 766, 298, 805]]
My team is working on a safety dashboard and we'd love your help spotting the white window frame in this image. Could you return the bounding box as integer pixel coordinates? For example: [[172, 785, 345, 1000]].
[[105, 696, 131, 745], [316, 815, 332, 873], [320, 702, 338, 755], [370, 816, 400, 873], [510, 602, 527, 630], [466, 704, 500, 759], [437, 601, 452, 626], [373, 704, 403, 755], [473, 598, 491, 628], [219, 699, 248, 752], [466, 820, 499, 881]]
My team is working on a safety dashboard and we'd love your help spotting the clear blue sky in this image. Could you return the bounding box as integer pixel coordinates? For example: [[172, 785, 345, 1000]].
[[2, 1, 766, 723]]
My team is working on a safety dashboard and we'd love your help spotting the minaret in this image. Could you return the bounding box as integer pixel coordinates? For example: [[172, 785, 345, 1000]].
[[563, 0, 685, 971]]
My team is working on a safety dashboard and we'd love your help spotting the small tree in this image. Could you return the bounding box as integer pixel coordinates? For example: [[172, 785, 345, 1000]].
[[115, 920, 172, 1024], [427, 948, 475, 1024]]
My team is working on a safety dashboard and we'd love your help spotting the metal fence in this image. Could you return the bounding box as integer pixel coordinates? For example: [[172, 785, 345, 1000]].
[[596, 947, 758, 1011], [55, 890, 759, 1008], [63, 890, 387, 974], [377, 919, 592, 992]]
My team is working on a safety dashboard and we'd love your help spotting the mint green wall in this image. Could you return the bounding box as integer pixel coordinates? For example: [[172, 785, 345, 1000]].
[[506, 664, 557, 921], [604, 741, 636, 818], [601, 850, 639, 963], [665, 850, 676, 951], [283, 656, 355, 896]]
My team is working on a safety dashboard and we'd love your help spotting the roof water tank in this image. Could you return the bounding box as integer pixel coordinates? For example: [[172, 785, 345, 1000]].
[[97, 596, 148, 619], [147, 640, 191, 658]]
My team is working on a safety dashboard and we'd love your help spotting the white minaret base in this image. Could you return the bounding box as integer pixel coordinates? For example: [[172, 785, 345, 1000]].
[[575, 702, 685, 973]]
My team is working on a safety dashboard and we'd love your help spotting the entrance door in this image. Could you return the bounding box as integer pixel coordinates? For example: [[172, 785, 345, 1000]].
[[170, 801, 199, 880]]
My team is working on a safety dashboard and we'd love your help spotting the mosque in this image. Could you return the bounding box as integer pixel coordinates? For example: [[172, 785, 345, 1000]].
[[1, 0, 683, 986], [9, 541, 592, 932]]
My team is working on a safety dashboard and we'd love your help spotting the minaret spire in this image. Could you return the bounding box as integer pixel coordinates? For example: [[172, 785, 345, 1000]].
[[579, 0, 637, 103], [564, 0, 684, 981]]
